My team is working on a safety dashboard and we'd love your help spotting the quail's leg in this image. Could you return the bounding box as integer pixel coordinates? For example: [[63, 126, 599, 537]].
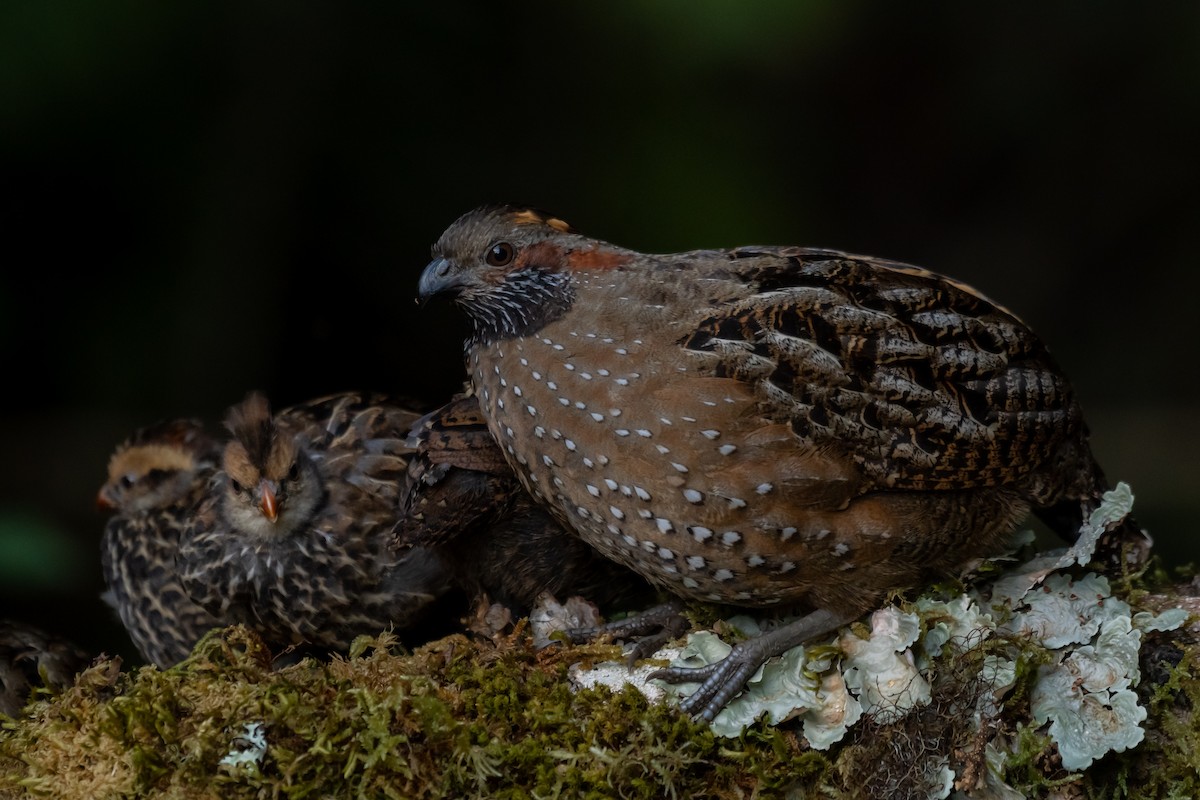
[[649, 607, 854, 722], [566, 601, 690, 662]]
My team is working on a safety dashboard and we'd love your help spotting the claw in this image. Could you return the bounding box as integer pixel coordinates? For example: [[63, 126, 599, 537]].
[[565, 601, 688, 649], [650, 607, 857, 722]]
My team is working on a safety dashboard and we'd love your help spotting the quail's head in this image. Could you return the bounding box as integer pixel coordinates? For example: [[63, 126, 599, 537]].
[[98, 419, 215, 514], [220, 392, 324, 539]]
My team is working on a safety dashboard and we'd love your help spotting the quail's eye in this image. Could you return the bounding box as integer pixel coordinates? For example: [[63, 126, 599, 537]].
[[229, 478, 243, 493], [485, 242, 515, 267], [120, 474, 136, 489], [287, 463, 299, 481]]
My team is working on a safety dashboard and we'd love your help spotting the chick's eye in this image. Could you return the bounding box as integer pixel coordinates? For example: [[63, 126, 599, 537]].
[[229, 479, 243, 493], [119, 474, 136, 489], [485, 242, 515, 267], [287, 463, 299, 481]]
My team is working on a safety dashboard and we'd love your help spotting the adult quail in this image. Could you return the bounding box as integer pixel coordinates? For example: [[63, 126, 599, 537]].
[[98, 418, 225, 667], [395, 390, 654, 616], [178, 392, 455, 653], [417, 205, 1134, 720]]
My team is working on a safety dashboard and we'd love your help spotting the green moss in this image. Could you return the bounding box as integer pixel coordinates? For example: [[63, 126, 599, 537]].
[[2, 535, 1197, 798]]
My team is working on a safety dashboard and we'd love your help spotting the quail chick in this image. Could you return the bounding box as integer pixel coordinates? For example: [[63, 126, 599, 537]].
[[0, 620, 89, 717], [98, 418, 225, 667], [418, 205, 1139, 720], [395, 390, 654, 616], [178, 392, 455, 653]]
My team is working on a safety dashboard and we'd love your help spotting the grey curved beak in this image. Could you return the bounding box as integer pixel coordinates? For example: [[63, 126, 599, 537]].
[[418, 257, 457, 300]]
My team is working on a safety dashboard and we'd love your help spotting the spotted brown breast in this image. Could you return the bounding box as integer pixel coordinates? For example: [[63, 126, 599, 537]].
[[418, 205, 1128, 719]]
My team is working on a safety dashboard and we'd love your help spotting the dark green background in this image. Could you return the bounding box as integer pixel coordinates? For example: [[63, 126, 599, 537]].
[[2, 3, 1197, 662]]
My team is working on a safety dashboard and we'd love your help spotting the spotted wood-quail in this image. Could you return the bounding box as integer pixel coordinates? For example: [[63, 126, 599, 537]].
[[98, 418, 226, 667], [418, 205, 1134, 720], [0, 620, 89, 718], [395, 390, 654, 616], [178, 392, 455, 653]]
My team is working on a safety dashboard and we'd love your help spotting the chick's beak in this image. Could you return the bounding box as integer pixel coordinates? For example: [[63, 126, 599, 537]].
[[96, 489, 116, 512], [417, 257, 459, 302], [259, 480, 279, 523]]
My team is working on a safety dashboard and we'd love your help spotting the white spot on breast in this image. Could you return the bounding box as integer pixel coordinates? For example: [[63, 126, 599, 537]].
[[597, 455, 609, 465], [543, 455, 556, 467], [615, 378, 629, 386], [655, 445, 670, 455], [575, 401, 586, 409], [563, 361, 573, 368], [607, 524, 621, 535], [683, 489, 703, 504], [494, 365, 500, 374], [608, 408, 622, 417], [659, 417, 672, 425], [816, 529, 831, 540], [686, 555, 706, 570], [583, 458, 595, 469], [559, 398, 570, 406], [547, 381, 557, 390], [616, 429, 630, 436], [622, 534, 637, 548], [634, 486, 651, 501], [701, 430, 720, 440], [728, 497, 747, 509], [505, 426, 514, 437], [703, 400, 717, 407], [609, 506, 625, 520], [657, 547, 674, 560], [655, 518, 673, 533], [781, 527, 797, 541], [604, 478, 618, 491], [691, 526, 713, 542], [554, 344, 565, 351], [638, 509, 653, 519], [532, 371, 542, 380], [597, 369, 610, 376], [635, 429, 652, 438], [616, 348, 628, 355], [747, 555, 765, 567], [565, 439, 576, 451], [542, 338, 552, 345], [641, 540, 657, 553], [670, 462, 689, 473], [580, 372, 592, 380], [719, 444, 737, 456], [756, 483, 773, 494], [520, 358, 528, 366], [526, 405, 537, 416], [721, 530, 742, 545], [577, 506, 590, 518], [714, 569, 734, 582], [498, 398, 505, 409], [534, 426, 545, 438], [833, 542, 850, 556], [553, 477, 565, 488], [591, 412, 605, 422], [682, 416, 696, 422], [513, 386, 522, 397], [499, 377, 507, 387], [779, 561, 796, 573], [586, 484, 600, 497]]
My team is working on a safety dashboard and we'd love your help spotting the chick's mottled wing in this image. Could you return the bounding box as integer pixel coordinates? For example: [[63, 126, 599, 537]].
[[279, 392, 424, 506], [679, 247, 1086, 502], [394, 391, 514, 550]]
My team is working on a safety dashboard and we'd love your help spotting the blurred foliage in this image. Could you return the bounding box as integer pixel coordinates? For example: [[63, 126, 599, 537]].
[[0, 3, 1197, 656]]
